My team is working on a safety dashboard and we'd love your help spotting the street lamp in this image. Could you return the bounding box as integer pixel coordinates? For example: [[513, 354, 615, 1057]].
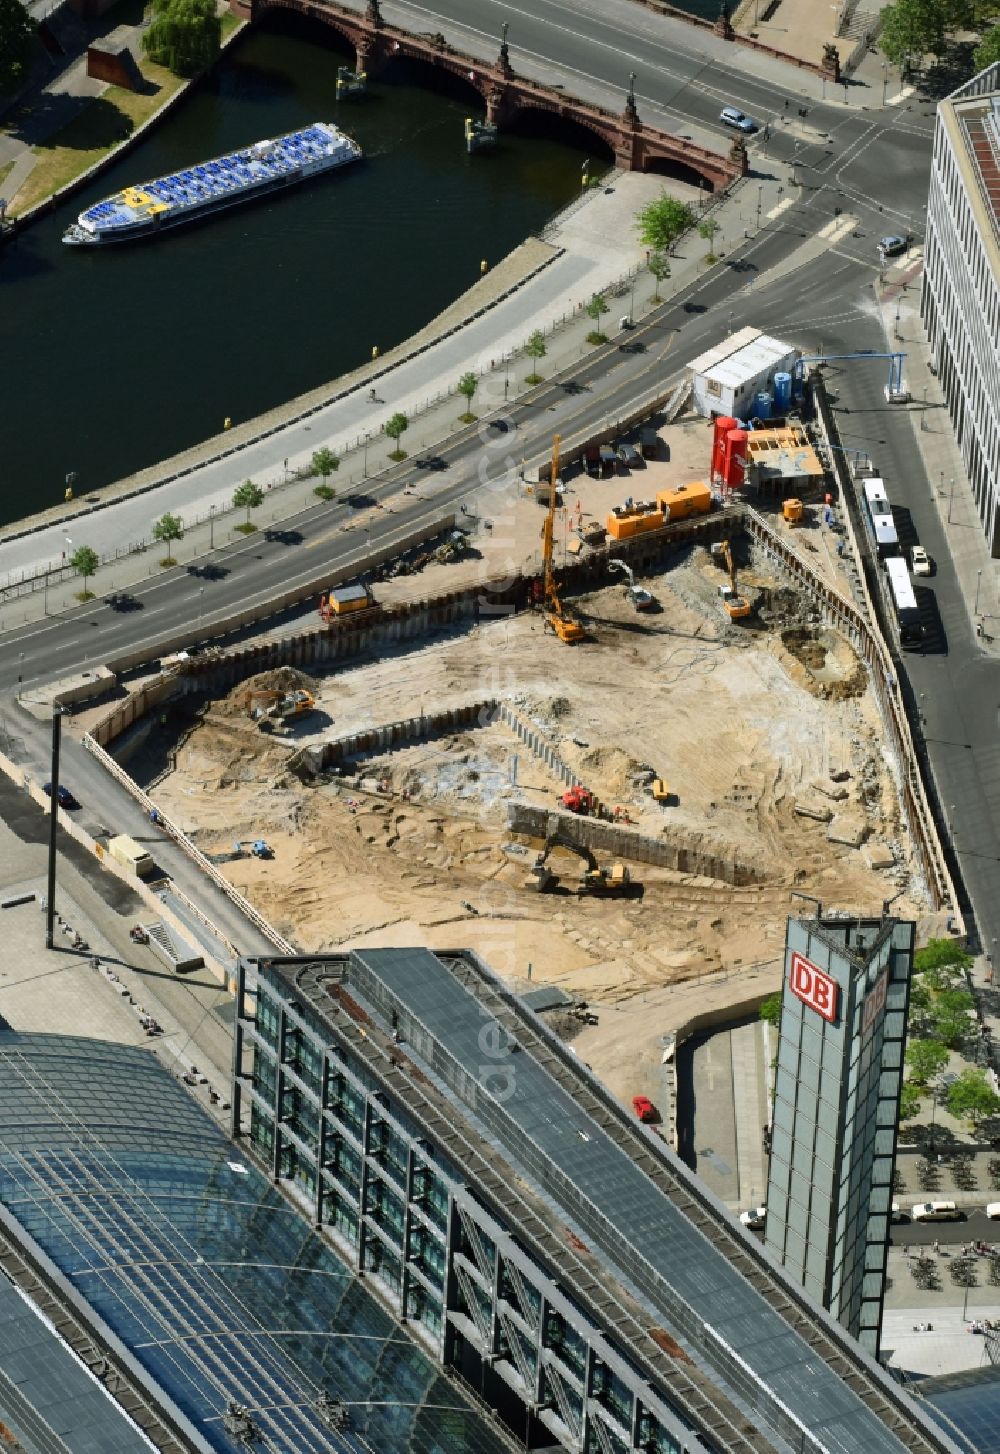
[[756, 184, 763, 230], [198, 586, 205, 631], [363, 431, 372, 480], [975, 568, 983, 616], [948, 477, 956, 524], [881, 62, 888, 106], [209, 504, 216, 552]]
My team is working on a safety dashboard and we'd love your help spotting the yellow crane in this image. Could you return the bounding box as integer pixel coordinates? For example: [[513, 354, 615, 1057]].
[[542, 435, 586, 643]]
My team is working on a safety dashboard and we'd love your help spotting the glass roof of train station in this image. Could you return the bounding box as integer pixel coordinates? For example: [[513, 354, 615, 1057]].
[[0, 1032, 512, 1454]]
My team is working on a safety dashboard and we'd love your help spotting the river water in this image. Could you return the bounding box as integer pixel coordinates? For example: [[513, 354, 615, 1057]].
[[1, 14, 596, 525]]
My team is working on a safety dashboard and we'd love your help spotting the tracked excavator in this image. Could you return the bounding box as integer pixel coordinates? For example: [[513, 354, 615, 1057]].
[[714, 540, 751, 621], [528, 832, 634, 897], [243, 688, 316, 732], [542, 435, 586, 643]]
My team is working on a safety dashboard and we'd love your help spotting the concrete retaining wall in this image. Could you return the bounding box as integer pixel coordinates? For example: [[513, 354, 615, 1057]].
[[319, 700, 492, 767], [506, 802, 772, 886], [495, 701, 582, 790]]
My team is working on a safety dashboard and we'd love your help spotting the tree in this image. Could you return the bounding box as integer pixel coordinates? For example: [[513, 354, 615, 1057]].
[[879, 0, 949, 69], [383, 412, 409, 460], [946, 1067, 1000, 1127], [899, 1081, 922, 1119], [648, 250, 671, 302], [143, 0, 220, 76], [153, 511, 184, 564], [0, 0, 34, 94], [904, 1038, 949, 1086], [311, 448, 339, 497], [914, 937, 973, 975], [909, 979, 932, 1014], [69, 544, 99, 598], [759, 991, 782, 1028], [584, 292, 610, 344], [524, 329, 547, 385], [928, 995, 975, 1049], [975, 22, 1000, 67], [457, 371, 478, 422], [698, 218, 721, 261], [233, 478, 264, 527], [635, 193, 695, 252]]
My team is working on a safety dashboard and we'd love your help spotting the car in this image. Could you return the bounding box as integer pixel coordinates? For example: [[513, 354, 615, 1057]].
[[43, 783, 79, 810], [628, 586, 656, 612], [720, 105, 755, 132], [878, 234, 909, 258], [631, 1094, 657, 1123], [617, 442, 642, 469], [910, 545, 931, 576], [740, 1206, 767, 1230], [891, 1201, 907, 1223], [911, 1200, 961, 1222], [986, 1203, 1000, 1220]]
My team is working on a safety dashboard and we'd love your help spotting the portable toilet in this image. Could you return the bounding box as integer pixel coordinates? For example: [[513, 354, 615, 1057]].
[[723, 428, 748, 488], [773, 371, 792, 414], [711, 414, 738, 480], [753, 392, 772, 421]]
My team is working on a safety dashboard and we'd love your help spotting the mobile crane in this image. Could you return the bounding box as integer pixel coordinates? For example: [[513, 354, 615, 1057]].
[[542, 435, 586, 643]]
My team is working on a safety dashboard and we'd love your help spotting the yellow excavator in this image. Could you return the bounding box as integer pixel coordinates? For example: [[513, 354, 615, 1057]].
[[717, 540, 751, 621], [243, 687, 316, 731], [542, 435, 586, 643]]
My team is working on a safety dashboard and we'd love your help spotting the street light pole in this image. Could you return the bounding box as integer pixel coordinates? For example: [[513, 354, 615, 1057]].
[[209, 505, 216, 552], [948, 477, 956, 524], [45, 708, 64, 949], [363, 432, 372, 480], [921, 384, 928, 431], [756, 185, 763, 230], [882, 63, 888, 106], [975, 568, 983, 616]]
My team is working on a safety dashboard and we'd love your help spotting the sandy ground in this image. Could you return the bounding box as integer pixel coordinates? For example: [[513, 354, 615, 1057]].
[[145, 492, 927, 1094]]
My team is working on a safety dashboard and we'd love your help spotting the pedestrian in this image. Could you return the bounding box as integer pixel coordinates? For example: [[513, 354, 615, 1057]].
[[933, 1240, 940, 1255]]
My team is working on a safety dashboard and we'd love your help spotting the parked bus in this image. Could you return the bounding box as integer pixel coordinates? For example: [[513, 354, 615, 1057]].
[[884, 556, 922, 648], [861, 478, 900, 558]]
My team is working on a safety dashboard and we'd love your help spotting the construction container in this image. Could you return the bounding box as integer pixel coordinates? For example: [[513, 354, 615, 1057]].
[[640, 428, 660, 459], [323, 583, 371, 617], [656, 480, 712, 521], [606, 501, 665, 541], [108, 834, 155, 878]]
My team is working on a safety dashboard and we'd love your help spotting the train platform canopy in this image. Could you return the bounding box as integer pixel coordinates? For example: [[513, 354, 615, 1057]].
[[687, 327, 800, 418]]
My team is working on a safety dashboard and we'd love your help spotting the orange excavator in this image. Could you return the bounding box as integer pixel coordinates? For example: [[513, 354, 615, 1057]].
[[542, 434, 585, 643]]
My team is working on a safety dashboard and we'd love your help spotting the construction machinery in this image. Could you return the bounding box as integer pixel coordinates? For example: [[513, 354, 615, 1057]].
[[434, 530, 469, 563], [714, 540, 752, 620], [243, 688, 316, 731], [528, 832, 635, 897], [609, 559, 656, 612], [783, 497, 805, 525], [542, 435, 586, 643], [651, 778, 671, 803], [560, 786, 595, 815]]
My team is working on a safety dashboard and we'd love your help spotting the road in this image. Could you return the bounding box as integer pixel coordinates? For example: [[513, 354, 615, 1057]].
[[9, 1, 997, 963]]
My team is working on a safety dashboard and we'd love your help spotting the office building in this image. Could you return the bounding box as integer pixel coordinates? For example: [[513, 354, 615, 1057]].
[[764, 913, 913, 1355], [233, 945, 955, 1454], [921, 62, 1000, 557]]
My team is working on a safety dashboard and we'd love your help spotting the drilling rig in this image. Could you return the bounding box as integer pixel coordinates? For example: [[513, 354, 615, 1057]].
[[542, 435, 586, 643]]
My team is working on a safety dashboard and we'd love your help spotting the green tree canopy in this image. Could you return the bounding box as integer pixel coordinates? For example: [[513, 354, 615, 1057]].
[[913, 936, 973, 974], [0, 0, 34, 94], [635, 193, 695, 252], [904, 1038, 949, 1086], [153, 512, 183, 550], [383, 412, 409, 458], [928, 1003, 975, 1049], [233, 479, 264, 524], [311, 447, 339, 485], [648, 250, 671, 301], [899, 1081, 922, 1119], [69, 544, 99, 592], [946, 1067, 1000, 1127], [585, 293, 609, 322], [698, 217, 721, 259], [880, 0, 950, 67], [143, 0, 220, 76], [975, 22, 1000, 67], [457, 372, 478, 421], [524, 329, 547, 384], [759, 991, 782, 1028]]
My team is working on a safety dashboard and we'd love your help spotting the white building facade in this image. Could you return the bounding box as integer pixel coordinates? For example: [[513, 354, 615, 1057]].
[[921, 63, 1000, 557]]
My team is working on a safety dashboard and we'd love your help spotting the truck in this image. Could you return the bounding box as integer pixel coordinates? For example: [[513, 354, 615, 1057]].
[[108, 834, 155, 878]]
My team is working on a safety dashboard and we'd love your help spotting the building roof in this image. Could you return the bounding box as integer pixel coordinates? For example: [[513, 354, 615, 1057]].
[[270, 947, 958, 1454], [0, 1273, 154, 1454], [687, 328, 797, 389], [330, 583, 369, 604], [945, 62, 1000, 245], [0, 1032, 515, 1454], [917, 1364, 1000, 1453]]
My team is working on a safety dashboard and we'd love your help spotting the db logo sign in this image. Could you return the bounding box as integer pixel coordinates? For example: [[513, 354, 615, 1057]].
[[789, 952, 839, 1023]]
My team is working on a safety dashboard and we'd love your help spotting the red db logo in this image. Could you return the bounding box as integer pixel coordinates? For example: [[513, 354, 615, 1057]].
[[789, 952, 839, 1023]]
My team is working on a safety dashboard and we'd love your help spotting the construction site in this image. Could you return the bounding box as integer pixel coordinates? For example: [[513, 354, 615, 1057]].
[[125, 391, 940, 1110]]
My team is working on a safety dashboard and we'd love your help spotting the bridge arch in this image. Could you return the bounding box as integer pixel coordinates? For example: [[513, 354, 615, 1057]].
[[375, 49, 490, 109], [253, 0, 359, 59], [502, 103, 616, 163], [642, 154, 716, 191]]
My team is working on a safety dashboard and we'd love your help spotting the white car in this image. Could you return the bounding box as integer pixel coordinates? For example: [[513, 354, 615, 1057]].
[[985, 1203, 1000, 1219], [911, 1200, 960, 1222], [910, 545, 931, 576], [720, 105, 755, 133], [740, 1206, 766, 1230]]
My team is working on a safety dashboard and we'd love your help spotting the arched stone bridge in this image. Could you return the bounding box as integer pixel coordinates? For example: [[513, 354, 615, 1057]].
[[240, 0, 746, 192]]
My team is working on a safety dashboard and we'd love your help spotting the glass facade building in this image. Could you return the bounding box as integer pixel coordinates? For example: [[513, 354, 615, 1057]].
[[234, 946, 954, 1454], [765, 915, 914, 1355]]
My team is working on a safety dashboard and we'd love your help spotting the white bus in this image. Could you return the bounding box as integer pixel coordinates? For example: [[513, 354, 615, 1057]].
[[884, 556, 922, 648]]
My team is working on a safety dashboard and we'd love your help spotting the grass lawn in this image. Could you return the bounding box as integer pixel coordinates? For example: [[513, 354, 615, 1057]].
[[7, 15, 246, 217]]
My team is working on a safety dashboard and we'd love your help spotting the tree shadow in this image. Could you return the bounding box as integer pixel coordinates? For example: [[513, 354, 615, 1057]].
[[917, 42, 979, 101], [7, 94, 135, 149]]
